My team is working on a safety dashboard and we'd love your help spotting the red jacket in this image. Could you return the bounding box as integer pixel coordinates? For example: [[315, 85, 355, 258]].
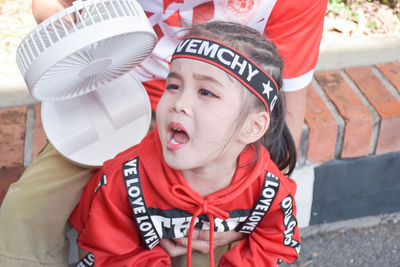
[[70, 128, 300, 266]]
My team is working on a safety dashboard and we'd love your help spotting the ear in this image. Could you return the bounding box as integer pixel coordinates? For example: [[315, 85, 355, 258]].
[[238, 111, 270, 145]]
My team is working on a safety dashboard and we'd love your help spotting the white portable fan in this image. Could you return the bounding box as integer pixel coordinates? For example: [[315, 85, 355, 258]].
[[16, 0, 157, 101], [41, 73, 152, 167], [16, 0, 158, 166]]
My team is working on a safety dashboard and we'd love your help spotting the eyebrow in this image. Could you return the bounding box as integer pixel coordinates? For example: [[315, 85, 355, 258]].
[[166, 72, 183, 81], [167, 71, 224, 87], [192, 73, 223, 86]]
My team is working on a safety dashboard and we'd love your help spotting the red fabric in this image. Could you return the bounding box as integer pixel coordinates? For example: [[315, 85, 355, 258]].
[[70, 127, 300, 266], [136, 0, 327, 110], [170, 183, 230, 267], [264, 0, 328, 79], [142, 80, 166, 110]]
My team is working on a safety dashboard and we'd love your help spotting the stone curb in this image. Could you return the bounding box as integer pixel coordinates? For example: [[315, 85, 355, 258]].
[[300, 212, 400, 238], [316, 35, 400, 71]]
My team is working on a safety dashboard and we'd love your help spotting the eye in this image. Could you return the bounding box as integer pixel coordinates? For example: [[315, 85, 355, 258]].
[[166, 84, 180, 91], [199, 88, 219, 98]]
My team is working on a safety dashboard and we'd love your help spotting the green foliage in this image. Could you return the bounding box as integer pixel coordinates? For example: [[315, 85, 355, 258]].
[[328, 0, 400, 31], [328, 0, 399, 23], [327, 0, 359, 22], [365, 20, 378, 29], [327, 0, 347, 14], [348, 12, 359, 22]]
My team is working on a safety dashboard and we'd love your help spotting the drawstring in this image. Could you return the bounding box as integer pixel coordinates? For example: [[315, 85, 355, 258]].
[[171, 184, 230, 267]]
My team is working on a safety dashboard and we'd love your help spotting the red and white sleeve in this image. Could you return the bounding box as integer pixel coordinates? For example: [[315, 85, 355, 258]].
[[264, 0, 328, 92]]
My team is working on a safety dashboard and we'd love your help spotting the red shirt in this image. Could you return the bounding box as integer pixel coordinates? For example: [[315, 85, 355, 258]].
[[132, 0, 328, 109], [70, 128, 301, 266]]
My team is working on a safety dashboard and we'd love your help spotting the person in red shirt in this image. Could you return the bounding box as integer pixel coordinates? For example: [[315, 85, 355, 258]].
[[30, 0, 328, 151], [70, 21, 300, 267]]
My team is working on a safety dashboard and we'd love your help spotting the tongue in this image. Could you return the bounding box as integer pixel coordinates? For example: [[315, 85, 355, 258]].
[[173, 131, 189, 144]]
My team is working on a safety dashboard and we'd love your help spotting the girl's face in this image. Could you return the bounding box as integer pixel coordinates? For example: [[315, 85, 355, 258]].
[[156, 58, 245, 172]]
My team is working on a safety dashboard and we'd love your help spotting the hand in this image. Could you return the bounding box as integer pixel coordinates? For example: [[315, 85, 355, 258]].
[[159, 239, 188, 257], [160, 229, 245, 257], [32, 0, 75, 24]]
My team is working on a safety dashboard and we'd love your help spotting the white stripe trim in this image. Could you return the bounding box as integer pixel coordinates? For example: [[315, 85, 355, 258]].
[[282, 69, 315, 92]]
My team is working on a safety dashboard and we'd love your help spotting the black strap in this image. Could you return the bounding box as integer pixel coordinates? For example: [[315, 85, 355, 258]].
[[74, 253, 95, 267], [236, 172, 280, 233], [280, 194, 301, 255], [122, 157, 161, 249]]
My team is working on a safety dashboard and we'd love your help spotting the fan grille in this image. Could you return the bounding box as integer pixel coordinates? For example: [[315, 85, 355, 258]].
[[33, 31, 155, 100], [17, 0, 146, 75], [16, 0, 156, 101]]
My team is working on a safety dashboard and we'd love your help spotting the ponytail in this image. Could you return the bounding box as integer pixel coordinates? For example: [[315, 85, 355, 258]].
[[262, 94, 297, 176]]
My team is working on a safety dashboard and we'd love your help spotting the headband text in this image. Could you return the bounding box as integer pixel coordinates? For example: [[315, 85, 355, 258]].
[[172, 37, 279, 113]]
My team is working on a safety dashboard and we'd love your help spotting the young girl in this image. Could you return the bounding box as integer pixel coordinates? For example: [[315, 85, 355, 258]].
[[69, 21, 300, 267]]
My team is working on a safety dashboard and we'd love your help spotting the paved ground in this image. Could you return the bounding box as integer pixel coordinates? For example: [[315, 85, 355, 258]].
[[282, 213, 400, 267]]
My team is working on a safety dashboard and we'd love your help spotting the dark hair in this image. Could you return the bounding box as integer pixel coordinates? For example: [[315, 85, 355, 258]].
[[184, 21, 297, 176]]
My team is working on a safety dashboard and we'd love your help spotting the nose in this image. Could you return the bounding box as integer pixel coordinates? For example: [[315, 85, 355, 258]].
[[172, 89, 192, 115]]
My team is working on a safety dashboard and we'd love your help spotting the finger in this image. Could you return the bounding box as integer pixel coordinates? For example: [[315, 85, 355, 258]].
[[212, 231, 245, 246], [173, 236, 210, 254], [192, 228, 209, 241], [190, 239, 210, 254], [192, 230, 246, 247], [173, 237, 188, 247], [173, 230, 246, 254], [159, 239, 188, 257]]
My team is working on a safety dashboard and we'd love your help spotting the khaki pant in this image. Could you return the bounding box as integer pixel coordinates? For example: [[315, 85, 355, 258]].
[[0, 142, 94, 267]]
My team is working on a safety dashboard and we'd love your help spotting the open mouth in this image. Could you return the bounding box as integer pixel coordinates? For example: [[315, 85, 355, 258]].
[[167, 122, 190, 151]]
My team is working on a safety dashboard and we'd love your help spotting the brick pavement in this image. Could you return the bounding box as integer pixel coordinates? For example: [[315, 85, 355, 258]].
[[1, 62, 400, 206]]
